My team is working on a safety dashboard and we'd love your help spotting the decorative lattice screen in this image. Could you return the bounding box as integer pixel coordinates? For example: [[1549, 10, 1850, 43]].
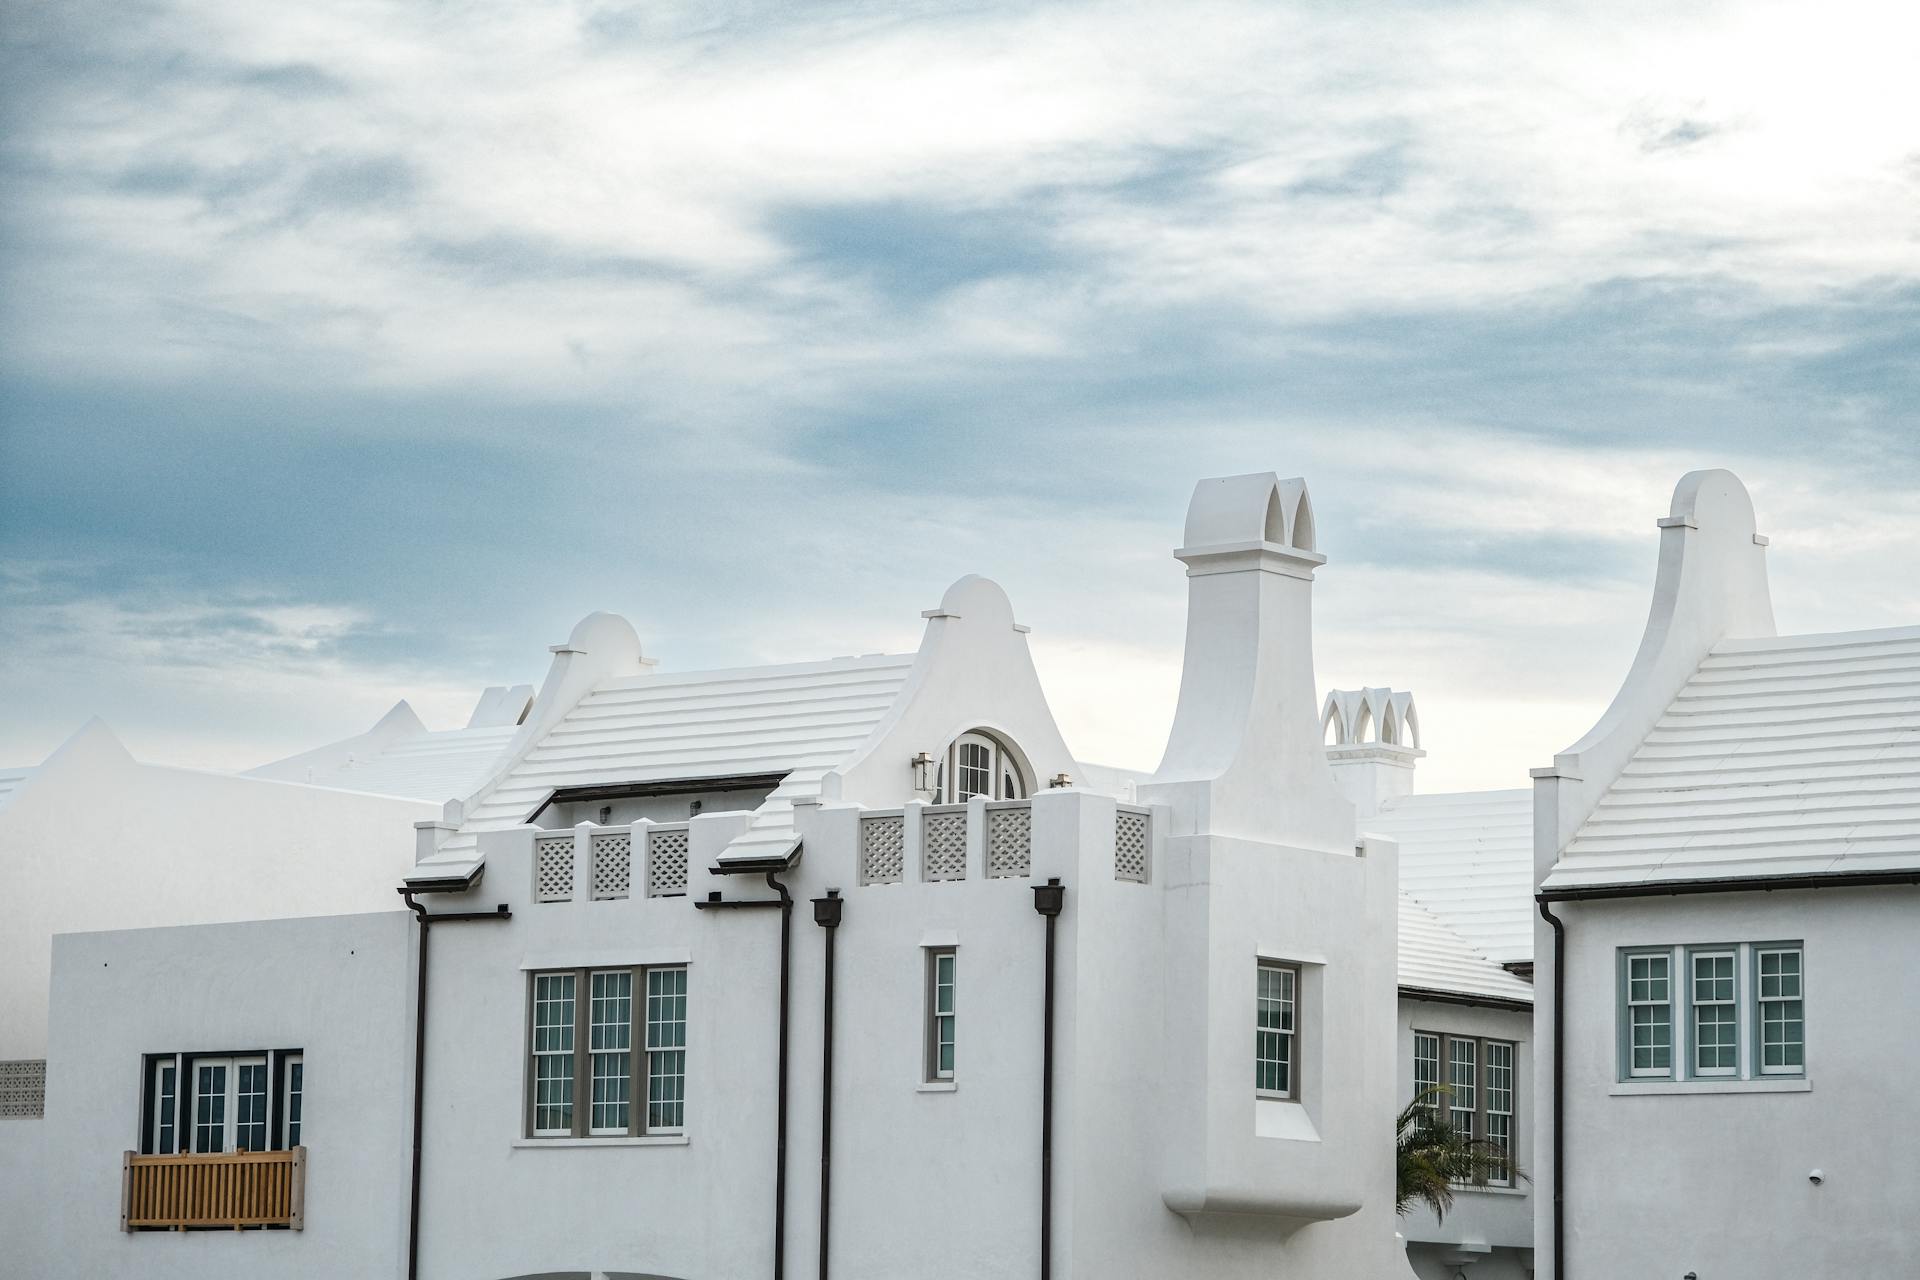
[[860, 815, 905, 884], [0, 1060, 46, 1118], [534, 835, 574, 902], [923, 809, 968, 881], [1115, 809, 1150, 883], [591, 831, 632, 900], [986, 805, 1031, 878], [648, 827, 690, 897]]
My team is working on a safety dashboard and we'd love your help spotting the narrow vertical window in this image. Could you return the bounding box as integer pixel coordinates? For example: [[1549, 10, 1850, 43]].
[[1447, 1039, 1478, 1136], [531, 972, 577, 1135], [1412, 1031, 1441, 1115], [1255, 962, 1296, 1097], [234, 1058, 269, 1151], [1757, 948, 1804, 1074], [590, 970, 633, 1135], [646, 966, 688, 1132], [193, 1061, 228, 1153], [927, 949, 957, 1081], [956, 740, 992, 802], [1691, 951, 1738, 1076], [283, 1056, 304, 1148], [1484, 1041, 1515, 1186], [1625, 952, 1673, 1077], [151, 1059, 177, 1155]]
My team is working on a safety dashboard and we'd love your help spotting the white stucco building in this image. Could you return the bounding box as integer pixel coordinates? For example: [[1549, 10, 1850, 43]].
[[3, 469, 1549, 1279], [1531, 470, 1920, 1278]]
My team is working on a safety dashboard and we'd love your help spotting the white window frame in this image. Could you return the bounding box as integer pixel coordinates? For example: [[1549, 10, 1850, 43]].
[[527, 965, 688, 1139], [1755, 946, 1805, 1077], [1255, 961, 1297, 1099], [926, 948, 957, 1082], [1688, 949, 1739, 1078], [935, 730, 1029, 803], [149, 1057, 180, 1156], [187, 1054, 270, 1153], [1622, 950, 1675, 1079], [1412, 1031, 1441, 1113], [1411, 1030, 1517, 1188], [1484, 1040, 1515, 1188], [282, 1054, 304, 1148]]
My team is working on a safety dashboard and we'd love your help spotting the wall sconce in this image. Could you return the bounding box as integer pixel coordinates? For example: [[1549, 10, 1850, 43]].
[[1049, 772, 1072, 789], [911, 751, 936, 795]]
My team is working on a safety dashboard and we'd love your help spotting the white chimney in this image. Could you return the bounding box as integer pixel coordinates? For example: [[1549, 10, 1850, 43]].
[[1142, 472, 1354, 854], [1322, 687, 1424, 820]]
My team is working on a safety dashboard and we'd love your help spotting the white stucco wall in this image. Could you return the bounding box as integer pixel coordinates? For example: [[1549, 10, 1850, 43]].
[[34, 912, 415, 1279], [1551, 888, 1919, 1277], [0, 723, 435, 1061]]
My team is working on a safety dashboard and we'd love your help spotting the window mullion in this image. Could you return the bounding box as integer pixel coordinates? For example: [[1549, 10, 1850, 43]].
[[573, 968, 589, 1139], [630, 965, 644, 1137]]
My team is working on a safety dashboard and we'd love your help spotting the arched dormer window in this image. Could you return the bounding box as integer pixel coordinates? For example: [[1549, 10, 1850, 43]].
[[934, 729, 1030, 803]]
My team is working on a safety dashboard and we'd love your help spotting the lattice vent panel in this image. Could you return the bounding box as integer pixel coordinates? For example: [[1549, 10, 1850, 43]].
[[923, 810, 968, 881], [986, 806, 1031, 878], [534, 835, 575, 902], [0, 1060, 46, 1118], [648, 827, 690, 897], [591, 832, 632, 900], [1115, 810, 1150, 883], [861, 815, 905, 884]]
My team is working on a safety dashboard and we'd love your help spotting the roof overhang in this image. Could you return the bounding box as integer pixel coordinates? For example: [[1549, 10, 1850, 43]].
[[402, 862, 485, 893], [1398, 985, 1533, 1013]]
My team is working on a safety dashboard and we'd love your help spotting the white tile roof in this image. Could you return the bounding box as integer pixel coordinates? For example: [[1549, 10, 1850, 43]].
[[429, 653, 916, 867], [1368, 788, 1534, 967], [1545, 624, 1920, 889], [250, 725, 521, 803], [0, 767, 35, 814], [1397, 891, 1533, 1005]]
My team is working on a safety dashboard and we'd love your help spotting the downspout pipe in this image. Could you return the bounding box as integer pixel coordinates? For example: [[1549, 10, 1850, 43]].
[[1536, 898, 1565, 1280], [397, 886, 511, 1280], [811, 890, 843, 1280], [1530, 867, 1920, 1280], [694, 854, 798, 1280], [1030, 877, 1065, 1280]]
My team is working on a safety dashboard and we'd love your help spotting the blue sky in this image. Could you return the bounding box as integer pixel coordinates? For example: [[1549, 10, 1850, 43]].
[[3, 0, 1917, 790]]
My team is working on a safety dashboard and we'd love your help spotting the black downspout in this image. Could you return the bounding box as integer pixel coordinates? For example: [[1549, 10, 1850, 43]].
[[1537, 898, 1566, 1280], [1030, 878, 1065, 1280], [694, 868, 795, 1280], [811, 890, 843, 1280], [398, 888, 510, 1280]]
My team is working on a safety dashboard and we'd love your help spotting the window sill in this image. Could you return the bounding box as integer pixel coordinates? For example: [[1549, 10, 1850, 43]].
[[1609, 1078, 1810, 1096], [916, 1081, 957, 1094], [1455, 1184, 1528, 1198], [511, 1135, 690, 1148]]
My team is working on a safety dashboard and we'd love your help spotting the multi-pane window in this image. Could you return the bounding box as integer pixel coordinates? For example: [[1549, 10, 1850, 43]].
[[927, 949, 957, 1081], [1757, 948, 1804, 1074], [646, 968, 688, 1131], [1484, 1041, 1515, 1186], [527, 966, 688, 1138], [1625, 953, 1673, 1077], [1447, 1039, 1478, 1137], [140, 1050, 303, 1156], [1410, 1032, 1518, 1188], [935, 731, 1030, 802], [1617, 943, 1806, 1082], [1255, 962, 1297, 1097], [1690, 952, 1737, 1076]]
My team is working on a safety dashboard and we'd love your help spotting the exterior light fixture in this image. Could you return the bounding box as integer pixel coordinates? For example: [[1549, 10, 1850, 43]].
[[911, 751, 936, 795], [1049, 772, 1072, 789]]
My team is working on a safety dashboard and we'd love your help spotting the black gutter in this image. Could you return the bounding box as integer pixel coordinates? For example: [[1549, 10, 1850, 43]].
[[1030, 878, 1065, 1280], [811, 890, 843, 1280], [1536, 898, 1565, 1280], [694, 862, 796, 1280], [397, 888, 511, 1280], [1532, 867, 1920, 1278], [1397, 985, 1532, 1014]]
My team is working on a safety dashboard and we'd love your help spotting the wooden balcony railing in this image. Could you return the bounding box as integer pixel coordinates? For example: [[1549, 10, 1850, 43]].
[[121, 1148, 306, 1231]]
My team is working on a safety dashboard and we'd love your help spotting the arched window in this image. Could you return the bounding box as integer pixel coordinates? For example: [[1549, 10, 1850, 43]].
[[934, 730, 1030, 803]]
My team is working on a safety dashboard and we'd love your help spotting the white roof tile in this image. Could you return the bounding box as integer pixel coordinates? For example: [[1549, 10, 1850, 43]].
[[431, 654, 915, 865], [1546, 624, 1920, 889], [1397, 891, 1533, 1005], [1368, 788, 1535, 967], [251, 725, 520, 803]]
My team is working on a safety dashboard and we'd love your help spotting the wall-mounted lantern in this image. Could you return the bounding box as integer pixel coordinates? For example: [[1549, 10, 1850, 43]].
[[911, 751, 936, 795], [1049, 773, 1072, 789]]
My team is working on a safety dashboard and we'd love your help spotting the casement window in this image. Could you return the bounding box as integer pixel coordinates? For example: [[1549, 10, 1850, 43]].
[[934, 730, 1029, 803], [1255, 961, 1298, 1098], [139, 1050, 304, 1155], [1409, 1031, 1517, 1188], [526, 965, 687, 1138], [1616, 943, 1805, 1082], [926, 949, 957, 1081]]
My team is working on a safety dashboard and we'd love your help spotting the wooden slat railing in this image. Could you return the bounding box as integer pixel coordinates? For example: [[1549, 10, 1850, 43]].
[[121, 1148, 306, 1231]]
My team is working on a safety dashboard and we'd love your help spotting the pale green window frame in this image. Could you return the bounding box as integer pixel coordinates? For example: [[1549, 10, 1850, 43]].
[[1754, 945, 1805, 1077]]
